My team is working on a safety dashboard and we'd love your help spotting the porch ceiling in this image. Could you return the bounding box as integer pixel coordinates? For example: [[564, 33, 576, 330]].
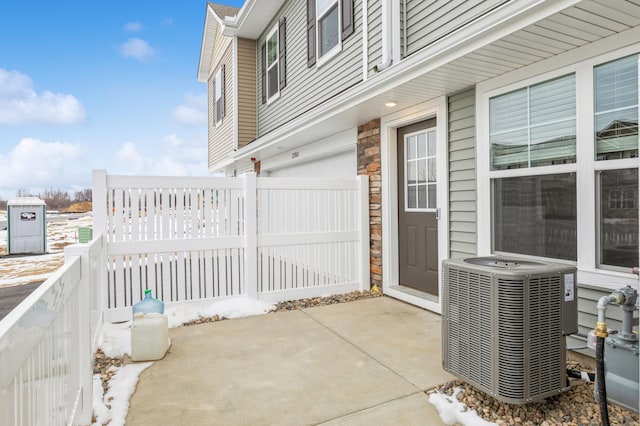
[[234, 0, 640, 162]]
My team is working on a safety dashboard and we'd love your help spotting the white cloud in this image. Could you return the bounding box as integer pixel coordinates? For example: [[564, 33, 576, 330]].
[[124, 21, 143, 32], [114, 136, 207, 177], [116, 142, 147, 173], [120, 38, 156, 62], [0, 138, 86, 197], [0, 69, 86, 125], [172, 92, 207, 125]]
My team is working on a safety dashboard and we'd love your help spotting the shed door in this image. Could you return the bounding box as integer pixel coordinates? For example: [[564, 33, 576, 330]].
[[397, 120, 439, 295]]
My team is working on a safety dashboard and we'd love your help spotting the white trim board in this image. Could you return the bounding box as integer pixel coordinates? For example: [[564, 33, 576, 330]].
[[381, 96, 448, 314]]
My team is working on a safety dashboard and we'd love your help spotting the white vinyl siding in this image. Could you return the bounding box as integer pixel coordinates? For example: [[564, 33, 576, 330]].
[[448, 88, 477, 258], [257, 0, 362, 136]]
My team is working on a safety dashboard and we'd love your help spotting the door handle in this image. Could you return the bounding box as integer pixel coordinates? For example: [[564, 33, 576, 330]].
[[435, 208, 441, 220]]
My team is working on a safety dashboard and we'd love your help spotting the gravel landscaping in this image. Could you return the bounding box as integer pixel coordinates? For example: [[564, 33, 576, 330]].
[[426, 369, 639, 425]]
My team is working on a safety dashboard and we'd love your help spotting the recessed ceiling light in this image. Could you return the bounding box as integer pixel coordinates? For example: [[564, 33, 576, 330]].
[[385, 101, 397, 107]]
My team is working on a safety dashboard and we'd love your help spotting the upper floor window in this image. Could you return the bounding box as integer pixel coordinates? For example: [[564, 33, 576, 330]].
[[261, 19, 287, 104], [214, 65, 225, 124], [318, 0, 339, 58], [307, 0, 354, 67], [266, 27, 279, 100]]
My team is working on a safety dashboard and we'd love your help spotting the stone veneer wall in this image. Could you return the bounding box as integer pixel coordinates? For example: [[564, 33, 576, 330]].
[[357, 119, 382, 290]]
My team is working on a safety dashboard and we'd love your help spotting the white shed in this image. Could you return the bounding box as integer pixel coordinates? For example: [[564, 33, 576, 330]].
[[7, 197, 47, 255]]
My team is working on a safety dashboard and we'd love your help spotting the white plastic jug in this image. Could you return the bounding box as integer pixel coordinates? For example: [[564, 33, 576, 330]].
[[131, 312, 171, 361]]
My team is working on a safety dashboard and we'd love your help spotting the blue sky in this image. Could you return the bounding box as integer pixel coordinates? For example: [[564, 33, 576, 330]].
[[0, 0, 243, 200]]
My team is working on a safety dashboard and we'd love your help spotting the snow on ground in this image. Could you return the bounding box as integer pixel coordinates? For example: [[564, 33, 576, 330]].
[[428, 388, 498, 426], [0, 212, 93, 287], [93, 298, 276, 424]]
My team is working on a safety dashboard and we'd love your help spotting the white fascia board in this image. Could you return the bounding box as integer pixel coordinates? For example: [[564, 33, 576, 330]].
[[197, 5, 222, 82], [232, 0, 581, 162], [221, 0, 286, 39]]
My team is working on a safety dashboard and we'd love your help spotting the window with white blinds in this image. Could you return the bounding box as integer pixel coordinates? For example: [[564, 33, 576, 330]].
[[489, 74, 576, 170], [594, 54, 639, 160]]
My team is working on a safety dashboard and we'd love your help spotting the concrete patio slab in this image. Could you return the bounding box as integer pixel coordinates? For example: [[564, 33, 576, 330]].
[[126, 297, 449, 425], [303, 297, 455, 389], [317, 392, 442, 425]]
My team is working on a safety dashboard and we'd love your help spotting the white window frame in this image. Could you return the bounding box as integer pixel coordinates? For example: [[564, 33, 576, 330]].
[[214, 67, 223, 126], [316, 0, 342, 66], [403, 128, 437, 212], [266, 25, 279, 103], [477, 42, 640, 291]]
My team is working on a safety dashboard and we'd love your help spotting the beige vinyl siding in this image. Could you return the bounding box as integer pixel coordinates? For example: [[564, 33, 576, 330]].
[[368, 0, 382, 74], [405, 0, 510, 57], [208, 44, 234, 169], [257, 0, 363, 136], [237, 37, 257, 149], [448, 88, 477, 258]]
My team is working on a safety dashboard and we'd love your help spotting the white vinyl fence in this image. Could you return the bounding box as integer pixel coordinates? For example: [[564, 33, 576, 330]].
[[93, 170, 370, 322], [0, 238, 103, 426]]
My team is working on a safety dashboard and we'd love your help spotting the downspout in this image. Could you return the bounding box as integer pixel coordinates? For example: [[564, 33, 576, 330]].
[[362, 0, 368, 81], [374, 0, 393, 72]]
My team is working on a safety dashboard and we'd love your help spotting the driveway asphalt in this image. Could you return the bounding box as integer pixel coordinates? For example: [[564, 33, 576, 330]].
[[126, 296, 454, 425]]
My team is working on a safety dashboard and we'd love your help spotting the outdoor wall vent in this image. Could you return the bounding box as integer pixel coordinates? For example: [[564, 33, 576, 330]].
[[442, 256, 578, 404]]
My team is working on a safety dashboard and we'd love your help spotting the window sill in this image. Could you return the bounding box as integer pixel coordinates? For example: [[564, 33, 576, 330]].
[[577, 268, 639, 291], [266, 92, 280, 105], [316, 44, 342, 68]]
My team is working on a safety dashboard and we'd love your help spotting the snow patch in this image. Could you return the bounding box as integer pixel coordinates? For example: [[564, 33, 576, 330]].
[[428, 387, 497, 426], [92, 363, 153, 426]]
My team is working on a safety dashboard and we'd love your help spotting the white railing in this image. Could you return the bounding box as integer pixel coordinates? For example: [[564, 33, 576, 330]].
[[93, 170, 369, 322], [0, 171, 369, 424], [0, 237, 103, 426]]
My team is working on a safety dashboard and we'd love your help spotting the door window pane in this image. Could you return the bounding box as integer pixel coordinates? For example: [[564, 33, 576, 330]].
[[594, 55, 639, 160], [408, 186, 416, 209], [427, 184, 436, 209], [407, 135, 417, 159], [418, 186, 427, 209], [599, 169, 639, 269], [405, 130, 436, 211], [493, 174, 576, 260]]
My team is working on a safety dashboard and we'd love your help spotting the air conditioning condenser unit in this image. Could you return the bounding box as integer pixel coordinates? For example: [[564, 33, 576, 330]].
[[442, 257, 578, 404]]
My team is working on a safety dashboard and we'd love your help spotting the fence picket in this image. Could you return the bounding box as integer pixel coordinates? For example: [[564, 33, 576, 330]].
[[93, 173, 366, 315]]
